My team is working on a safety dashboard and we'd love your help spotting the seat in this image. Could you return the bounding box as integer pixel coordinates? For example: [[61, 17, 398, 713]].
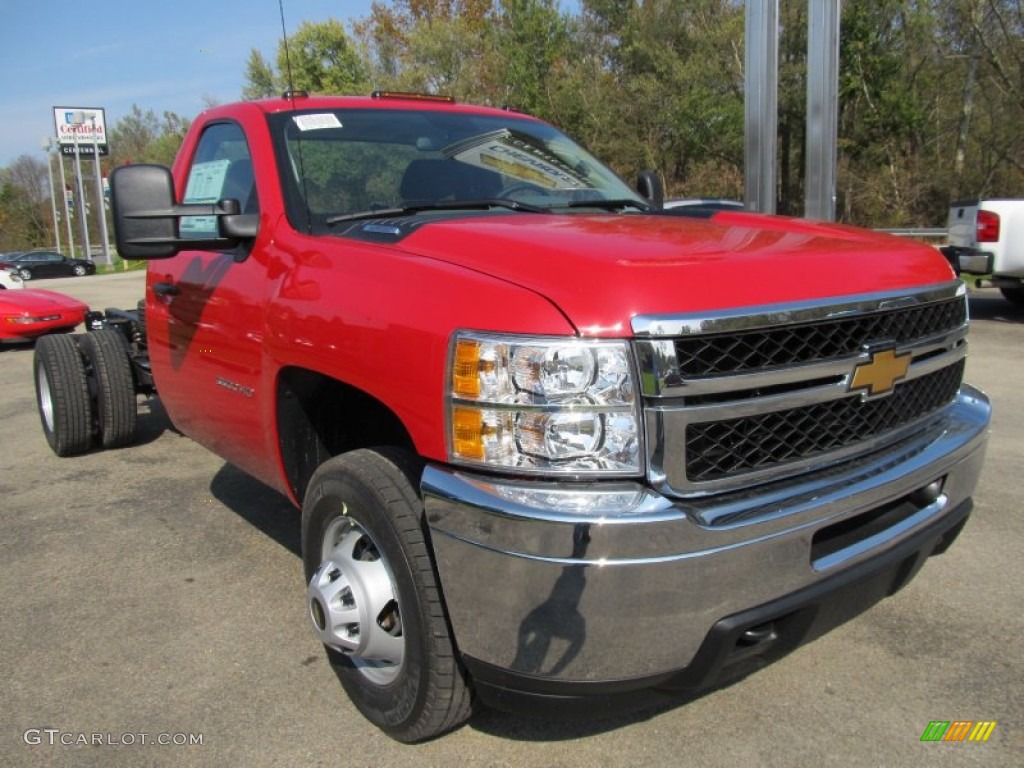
[[400, 159, 502, 204]]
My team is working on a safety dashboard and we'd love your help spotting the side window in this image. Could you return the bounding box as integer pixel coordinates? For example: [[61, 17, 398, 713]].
[[180, 122, 258, 239]]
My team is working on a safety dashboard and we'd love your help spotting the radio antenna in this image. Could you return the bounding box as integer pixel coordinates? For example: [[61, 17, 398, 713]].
[[278, 0, 297, 104], [277, 0, 313, 233]]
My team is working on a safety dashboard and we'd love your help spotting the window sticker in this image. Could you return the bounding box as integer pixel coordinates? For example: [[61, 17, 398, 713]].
[[293, 113, 343, 131], [183, 159, 230, 204], [181, 158, 230, 238]]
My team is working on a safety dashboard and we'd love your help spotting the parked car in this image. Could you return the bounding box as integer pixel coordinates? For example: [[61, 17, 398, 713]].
[[0, 289, 88, 343], [0, 270, 25, 289], [0, 251, 96, 280]]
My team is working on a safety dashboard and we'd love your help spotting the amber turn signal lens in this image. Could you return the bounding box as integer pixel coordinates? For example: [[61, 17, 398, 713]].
[[451, 406, 484, 460], [452, 340, 481, 398]]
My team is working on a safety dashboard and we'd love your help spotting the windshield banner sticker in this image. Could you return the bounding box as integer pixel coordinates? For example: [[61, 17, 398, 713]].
[[443, 129, 591, 190], [293, 113, 343, 131]]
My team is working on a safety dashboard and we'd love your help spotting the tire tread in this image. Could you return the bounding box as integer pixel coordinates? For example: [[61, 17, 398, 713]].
[[302, 448, 473, 742], [80, 330, 137, 448], [34, 334, 93, 456]]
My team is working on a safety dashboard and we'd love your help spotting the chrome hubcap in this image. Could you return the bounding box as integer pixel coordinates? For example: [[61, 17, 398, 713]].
[[37, 366, 54, 432], [308, 510, 404, 685]]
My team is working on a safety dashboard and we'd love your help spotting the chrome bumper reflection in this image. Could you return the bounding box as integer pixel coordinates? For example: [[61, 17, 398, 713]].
[[423, 387, 989, 682]]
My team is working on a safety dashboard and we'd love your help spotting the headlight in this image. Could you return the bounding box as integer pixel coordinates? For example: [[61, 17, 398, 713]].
[[447, 332, 642, 475]]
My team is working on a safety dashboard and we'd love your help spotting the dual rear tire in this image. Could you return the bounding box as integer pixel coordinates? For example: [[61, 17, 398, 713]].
[[34, 330, 137, 456]]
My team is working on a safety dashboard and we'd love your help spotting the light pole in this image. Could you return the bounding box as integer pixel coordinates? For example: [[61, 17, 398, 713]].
[[69, 112, 91, 259], [88, 113, 112, 266], [40, 138, 62, 255], [56, 144, 75, 258]]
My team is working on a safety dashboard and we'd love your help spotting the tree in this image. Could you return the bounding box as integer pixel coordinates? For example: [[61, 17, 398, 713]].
[[242, 50, 278, 100], [242, 19, 369, 98], [246, 0, 1024, 227], [107, 105, 190, 167], [0, 155, 52, 250]]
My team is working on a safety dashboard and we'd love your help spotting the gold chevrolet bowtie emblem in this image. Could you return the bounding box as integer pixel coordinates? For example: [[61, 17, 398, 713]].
[[849, 348, 912, 397]]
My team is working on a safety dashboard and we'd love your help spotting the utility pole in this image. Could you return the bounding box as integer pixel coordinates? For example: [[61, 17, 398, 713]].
[[804, 0, 842, 221], [88, 112, 112, 265], [40, 138, 62, 255], [69, 113, 91, 259], [56, 148, 75, 257], [745, 0, 779, 214]]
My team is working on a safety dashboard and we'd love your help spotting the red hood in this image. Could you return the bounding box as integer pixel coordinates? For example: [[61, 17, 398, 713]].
[[0, 289, 88, 314], [394, 212, 954, 336]]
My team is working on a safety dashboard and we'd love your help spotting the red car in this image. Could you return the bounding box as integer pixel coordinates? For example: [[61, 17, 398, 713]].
[[0, 289, 88, 343]]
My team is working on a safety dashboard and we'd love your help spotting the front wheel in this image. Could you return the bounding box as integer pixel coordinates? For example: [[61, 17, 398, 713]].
[[72, 264, 87, 276], [302, 449, 473, 742], [18, 268, 32, 281]]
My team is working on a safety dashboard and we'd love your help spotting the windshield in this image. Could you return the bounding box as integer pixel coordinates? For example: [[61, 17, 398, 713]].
[[268, 108, 646, 233]]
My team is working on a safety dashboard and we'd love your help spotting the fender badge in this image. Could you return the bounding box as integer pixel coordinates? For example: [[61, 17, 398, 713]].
[[849, 348, 912, 398]]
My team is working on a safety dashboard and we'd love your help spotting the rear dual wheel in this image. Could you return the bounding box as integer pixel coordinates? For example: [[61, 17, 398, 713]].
[[35, 335, 93, 456], [34, 330, 137, 456], [79, 330, 136, 448], [302, 449, 473, 743]]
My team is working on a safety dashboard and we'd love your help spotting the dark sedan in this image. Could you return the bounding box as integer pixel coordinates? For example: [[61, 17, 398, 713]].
[[0, 251, 96, 280]]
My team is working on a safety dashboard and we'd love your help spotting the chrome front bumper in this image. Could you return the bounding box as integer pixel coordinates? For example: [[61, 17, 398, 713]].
[[422, 386, 989, 693]]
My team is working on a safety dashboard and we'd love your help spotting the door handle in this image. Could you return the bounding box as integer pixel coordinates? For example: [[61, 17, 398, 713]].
[[152, 281, 180, 297]]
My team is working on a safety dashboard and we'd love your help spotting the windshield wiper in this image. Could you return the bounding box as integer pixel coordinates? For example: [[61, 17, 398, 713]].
[[560, 198, 650, 212], [327, 199, 551, 225]]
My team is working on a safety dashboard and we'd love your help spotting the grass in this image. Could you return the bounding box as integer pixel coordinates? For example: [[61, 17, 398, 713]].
[[95, 256, 147, 275]]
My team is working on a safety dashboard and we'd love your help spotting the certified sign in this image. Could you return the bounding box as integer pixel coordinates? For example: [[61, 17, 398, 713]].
[[53, 107, 109, 156]]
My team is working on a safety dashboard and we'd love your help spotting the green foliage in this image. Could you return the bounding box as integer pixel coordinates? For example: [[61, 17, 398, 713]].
[[107, 105, 190, 167], [242, 50, 278, 100], [240, 19, 368, 98], [0, 155, 55, 251], [278, 19, 369, 94]]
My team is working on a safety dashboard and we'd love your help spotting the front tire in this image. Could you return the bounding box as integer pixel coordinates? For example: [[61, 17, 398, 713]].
[[72, 264, 87, 276], [34, 334, 93, 456], [79, 330, 137, 448], [18, 268, 32, 281], [302, 449, 473, 742]]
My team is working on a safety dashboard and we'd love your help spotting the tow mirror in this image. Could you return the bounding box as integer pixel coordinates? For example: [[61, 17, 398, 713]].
[[110, 164, 258, 260]]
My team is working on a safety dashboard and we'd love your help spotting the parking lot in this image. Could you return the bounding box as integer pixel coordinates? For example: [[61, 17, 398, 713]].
[[1, 272, 1021, 767]]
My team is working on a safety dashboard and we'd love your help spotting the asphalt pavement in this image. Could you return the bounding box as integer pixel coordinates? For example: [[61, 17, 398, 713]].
[[1, 272, 1021, 767]]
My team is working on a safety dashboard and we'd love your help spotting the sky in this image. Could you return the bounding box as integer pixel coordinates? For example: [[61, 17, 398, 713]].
[[0, 1, 381, 167]]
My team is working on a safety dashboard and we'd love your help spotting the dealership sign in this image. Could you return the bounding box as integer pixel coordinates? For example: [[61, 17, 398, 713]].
[[53, 107, 109, 156]]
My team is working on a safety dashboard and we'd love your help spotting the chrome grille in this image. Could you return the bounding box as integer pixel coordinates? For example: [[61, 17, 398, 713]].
[[685, 360, 964, 482], [633, 282, 970, 496], [674, 297, 966, 376]]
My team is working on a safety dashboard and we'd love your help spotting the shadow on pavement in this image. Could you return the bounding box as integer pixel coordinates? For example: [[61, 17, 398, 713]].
[[210, 462, 301, 557], [967, 290, 1024, 324]]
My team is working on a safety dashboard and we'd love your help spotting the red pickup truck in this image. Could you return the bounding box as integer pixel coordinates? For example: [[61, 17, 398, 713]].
[[33, 93, 989, 742]]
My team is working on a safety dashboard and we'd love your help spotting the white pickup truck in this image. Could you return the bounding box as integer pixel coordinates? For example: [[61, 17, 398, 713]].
[[944, 198, 1024, 307]]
